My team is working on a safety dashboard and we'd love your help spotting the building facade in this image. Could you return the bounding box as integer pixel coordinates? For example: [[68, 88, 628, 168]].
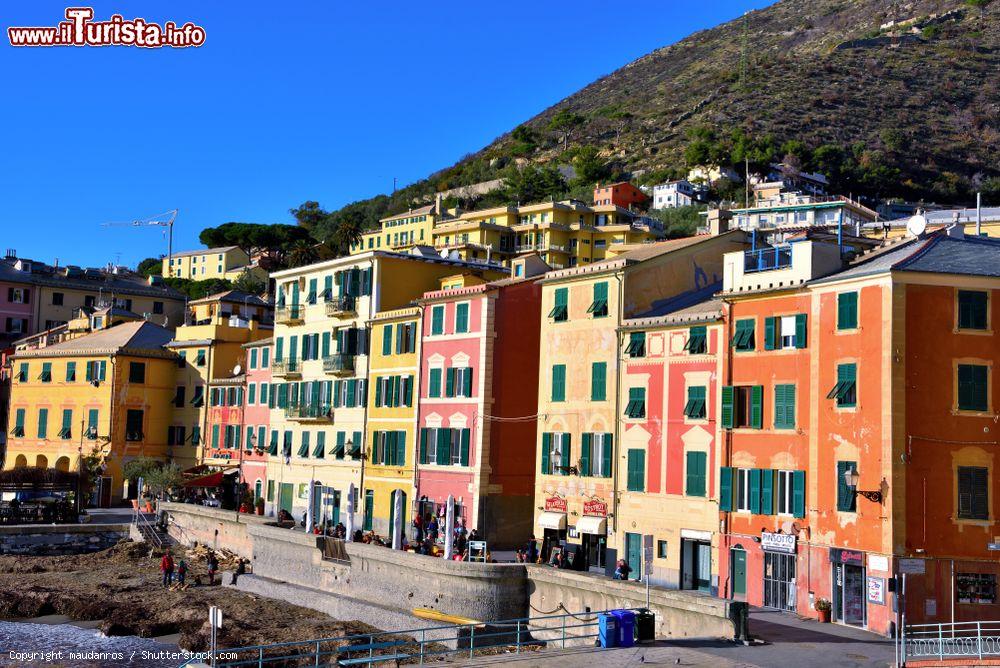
[[242, 337, 272, 506]]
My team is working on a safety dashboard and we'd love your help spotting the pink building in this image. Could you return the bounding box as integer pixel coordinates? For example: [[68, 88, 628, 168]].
[[0, 280, 33, 348], [241, 337, 271, 510], [415, 258, 546, 547]]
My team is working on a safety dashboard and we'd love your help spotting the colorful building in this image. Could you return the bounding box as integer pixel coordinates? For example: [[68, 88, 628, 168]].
[[593, 182, 648, 210], [355, 203, 441, 255], [242, 337, 272, 506], [5, 320, 177, 506], [163, 246, 267, 282], [617, 298, 724, 591], [533, 231, 748, 573], [727, 187, 877, 233], [265, 251, 506, 527], [415, 254, 547, 547], [715, 228, 1000, 635]]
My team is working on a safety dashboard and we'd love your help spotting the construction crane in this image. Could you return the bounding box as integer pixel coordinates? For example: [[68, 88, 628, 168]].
[[102, 209, 177, 275]]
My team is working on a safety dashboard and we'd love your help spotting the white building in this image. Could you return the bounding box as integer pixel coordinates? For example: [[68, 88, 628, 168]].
[[651, 180, 704, 209]]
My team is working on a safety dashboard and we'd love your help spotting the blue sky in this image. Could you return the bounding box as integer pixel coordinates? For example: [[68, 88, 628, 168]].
[[0, 1, 768, 269]]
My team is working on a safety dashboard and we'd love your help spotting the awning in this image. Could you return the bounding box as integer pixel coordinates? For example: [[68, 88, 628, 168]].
[[576, 515, 607, 535], [183, 471, 225, 488], [537, 511, 567, 530]]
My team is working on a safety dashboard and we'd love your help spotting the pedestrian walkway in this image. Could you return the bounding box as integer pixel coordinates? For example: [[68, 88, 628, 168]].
[[448, 642, 757, 666]]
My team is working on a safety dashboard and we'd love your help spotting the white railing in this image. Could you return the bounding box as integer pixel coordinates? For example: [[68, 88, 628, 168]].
[[903, 621, 1000, 663]]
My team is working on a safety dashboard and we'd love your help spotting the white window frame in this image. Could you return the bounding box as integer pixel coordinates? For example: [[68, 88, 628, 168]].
[[777, 469, 795, 516], [449, 429, 462, 465], [424, 427, 438, 465], [550, 432, 565, 472], [780, 315, 797, 349], [736, 468, 752, 512], [591, 433, 607, 477]]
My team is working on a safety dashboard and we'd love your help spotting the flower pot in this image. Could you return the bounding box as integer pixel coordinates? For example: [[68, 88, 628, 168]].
[[817, 608, 831, 623], [255, 507, 264, 516]]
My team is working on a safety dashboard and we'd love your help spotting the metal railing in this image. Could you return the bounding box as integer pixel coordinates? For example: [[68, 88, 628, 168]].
[[179, 607, 646, 667], [325, 295, 356, 316], [903, 621, 1000, 663], [285, 403, 333, 421], [744, 245, 792, 273], [271, 359, 300, 377], [275, 305, 302, 323], [133, 507, 165, 549], [323, 353, 355, 375]]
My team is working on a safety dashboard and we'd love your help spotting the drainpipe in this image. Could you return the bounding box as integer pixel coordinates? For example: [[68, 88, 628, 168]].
[[721, 297, 735, 598], [611, 268, 625, 540]]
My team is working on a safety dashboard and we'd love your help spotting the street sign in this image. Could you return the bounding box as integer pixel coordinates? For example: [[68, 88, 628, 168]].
[[898, 558, 925, 574], [209, 606, 222, 628], [643, 534, 654, 573], [988, 543, 1000, 551]]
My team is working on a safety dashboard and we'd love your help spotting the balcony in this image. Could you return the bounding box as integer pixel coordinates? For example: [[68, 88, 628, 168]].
[[323, 353, 355, 376], [325, 295, 356, 317], [271, 359, 301, 378], [744, 246, 792, 273], [286, 403, 332, 422], [275, 305, 304, 325]]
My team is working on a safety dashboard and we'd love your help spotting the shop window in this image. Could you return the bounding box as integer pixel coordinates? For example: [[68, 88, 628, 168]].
[[958, 466, 989, 520], [956, 573, 997, 604]]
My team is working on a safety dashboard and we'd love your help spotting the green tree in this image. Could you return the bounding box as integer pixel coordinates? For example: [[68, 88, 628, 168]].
[[144, 464, 184, 499], [649, 205, 707, 238], [232, 270, 266, 295], [500, 164, 566, 205], [571, 146, 611, 187], [289, 201, 330, 231], [547, 109, 585, 149], [286, 240, 320, 268], [136, 257, 162, 278], [122, 456, 163, 483]]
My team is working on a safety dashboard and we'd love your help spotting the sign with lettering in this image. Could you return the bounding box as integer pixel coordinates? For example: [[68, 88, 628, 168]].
[[583, 500, 608, 516], [544, 496, 567, 512], [643, 534, 654, 578], [867, 577, 885, 605], [899, 558, 926, 574], [761, 531, 796, 554], [829, 548, 864, 565]]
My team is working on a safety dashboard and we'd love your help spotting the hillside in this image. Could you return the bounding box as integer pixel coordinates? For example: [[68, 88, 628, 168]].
[[307, 0, 999, 240]]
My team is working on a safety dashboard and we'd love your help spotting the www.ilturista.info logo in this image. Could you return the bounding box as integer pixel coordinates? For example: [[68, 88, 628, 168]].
[[8, 7, 206, 48]]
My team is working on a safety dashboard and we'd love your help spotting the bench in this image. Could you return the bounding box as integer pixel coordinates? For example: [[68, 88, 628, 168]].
[[337, 639, 411, 666]]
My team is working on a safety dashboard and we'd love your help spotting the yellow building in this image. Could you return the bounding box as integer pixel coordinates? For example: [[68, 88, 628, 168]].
[[354, 204, 440, 255], [5, 320, 178, 506], [533, 232, 747, 573], [163, 246, 267, 282], [363, 306, 421, 535], [431, 206, 519, 265], [165, 291, 272, 469], [265, 250, 505, 524]]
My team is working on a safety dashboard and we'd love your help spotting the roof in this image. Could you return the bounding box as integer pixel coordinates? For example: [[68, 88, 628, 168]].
[[380, 203, 436, 222], [270, 249, 507, 280], [92, 305, 143, 319], [0, 259, 184, 300], [242, 336, 273, 348], [811, 231, 1000, 285], [170, 246, 241, 259], [13, 321, 176, 359], [622, 295, 724, 330], [189, 289, 269, 307]]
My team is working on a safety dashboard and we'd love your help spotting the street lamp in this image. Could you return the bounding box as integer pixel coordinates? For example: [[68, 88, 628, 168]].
[[843, 466, 883, 504]]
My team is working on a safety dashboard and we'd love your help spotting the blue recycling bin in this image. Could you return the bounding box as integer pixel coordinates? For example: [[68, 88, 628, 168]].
[[613, 609, 636, 648], [598, 612, 619, 648]]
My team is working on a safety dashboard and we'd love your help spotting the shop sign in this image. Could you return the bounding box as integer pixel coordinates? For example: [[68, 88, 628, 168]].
[[867, 577, 885, 605], [761, 531, 796, 554], [829, 548, 864, 565], [583, 500, 608, 516], [898, 558, 926, 574], [868, 555, 889, 573], [545, 496, 567, 512]]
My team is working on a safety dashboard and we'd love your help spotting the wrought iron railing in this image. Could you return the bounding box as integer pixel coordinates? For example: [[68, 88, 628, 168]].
[[323, 353, 355, 375], [271, 359, 300, 377], [325, 295, 356, 316], [903, 621, 1000, 663], [274, 305, 302, 323]]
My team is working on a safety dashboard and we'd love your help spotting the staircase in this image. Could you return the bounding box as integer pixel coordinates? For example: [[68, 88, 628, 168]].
[[131, 512, 177, 548]]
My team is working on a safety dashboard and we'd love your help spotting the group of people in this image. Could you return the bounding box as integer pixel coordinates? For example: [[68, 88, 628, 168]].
[[158, 550, 226, 587]]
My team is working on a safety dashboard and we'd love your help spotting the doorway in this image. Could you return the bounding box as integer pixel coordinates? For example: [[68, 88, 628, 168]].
[[363, 490, 374, 531], [763, 551, 797, 611], [278, 482, 294, 514], [730, 547, 747, 598], [625, 532, 642, 581], [834, 563, 867, 626], [582, 533, 607, 573], [681, 539, 712, 591]]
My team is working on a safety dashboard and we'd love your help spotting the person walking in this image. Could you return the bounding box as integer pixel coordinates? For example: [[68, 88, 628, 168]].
[[206, 552, 218, 586], [160, 552, 174, 588], [176, 558, 187, 586]]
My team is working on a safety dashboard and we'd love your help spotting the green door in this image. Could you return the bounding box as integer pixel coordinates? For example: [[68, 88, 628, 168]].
[[311, 483, 322, 527], [332, 490, 341, 525], [363, 490, 374, 531], [731, 548, 747, 597], [625, 532, 642, 581], [279, 483, 294, 514]]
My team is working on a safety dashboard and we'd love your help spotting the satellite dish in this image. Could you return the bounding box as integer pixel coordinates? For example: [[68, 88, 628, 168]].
[[232, 364, 242, 376], [907, 214, 927, 237], [439, 249, 449, 258]]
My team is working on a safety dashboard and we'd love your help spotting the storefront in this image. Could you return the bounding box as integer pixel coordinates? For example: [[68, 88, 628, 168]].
[[537, 496, 567, 561], [577, 499, 608, 573], [761, 531, 797, 611], [680, 530, 713, 592], [830, 548, 867, 627]]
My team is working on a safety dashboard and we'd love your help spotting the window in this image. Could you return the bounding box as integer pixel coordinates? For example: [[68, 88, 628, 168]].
[[721, 385, 763, 429], [153, 301, 164, 315], [551, 365, 566, 402], [128, 362, 145, 384], [382, 324, 393, 355], [827, 364, 857, 407], [683, 386, 707, 419], [16, 363, 28, 382], [8, 288, 29, 304], [428, 368, 442, 398], [958, 466, 989, 521], [591, 362, 607, 401], [249, 348, 259, 370], [580, 432, 612, 477], [12, 409, 25, 437], [39, 363, 52, 383], [657, 540, 668, 559], [540, 432, 570, 475], [764, 314, 807, 350], [125, 410, 144, 441], [52, 292, 64, 306], [837, 292, 858, 330], [86, 409, 98, 439], [59, 409, 72, 439], [431, 305, 445, 335], [455, 303, 469, 333], [65, 362, 76, 382], [775, 470, 796, 515], [625, 387, 646, 418], [37, 408, 48, 439], [686, 451, 707, 497], [685, 326, 707, 354], [247, 383, 256, 405], [191, 386, 204, 407], [957, 290, 988, 330], [5, 317, 28, 334], [734, 468, 751, 511], [588, 282, 608, 318], [773, 384, 796, 429], [625, 331, 646, 358], [84, 360, 107, 382], [174, 386, 186, 408], [195, 350, 206, 366], [262, 347, 270, 368], [837, 461, 857, 512], [626, 449, 645, 492], [549, 288, 568, 322], [956, 573, 997, 604], [732, 319, 756, 351], [958, 364, 989, 412]]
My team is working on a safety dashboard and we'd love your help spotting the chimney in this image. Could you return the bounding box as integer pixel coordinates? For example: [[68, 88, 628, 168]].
[[435, 192, 443, 214], [707, 208, 733, 236]]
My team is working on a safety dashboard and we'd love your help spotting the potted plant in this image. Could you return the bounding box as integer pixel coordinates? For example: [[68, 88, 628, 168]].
[[255, 496, 265, 516], [815, 598, 831, 623]]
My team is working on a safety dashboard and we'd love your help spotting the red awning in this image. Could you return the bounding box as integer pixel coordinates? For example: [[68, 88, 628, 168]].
[[183, 471, 226, 488], [182, 465, 211, 475]]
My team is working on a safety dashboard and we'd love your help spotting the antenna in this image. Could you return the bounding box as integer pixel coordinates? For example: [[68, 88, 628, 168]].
[[102, 209, 178, 274]]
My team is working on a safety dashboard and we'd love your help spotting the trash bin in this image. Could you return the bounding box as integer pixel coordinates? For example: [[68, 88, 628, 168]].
[[635, 609, 655, 643], [613, 609, 636, 648], [598, 612, 619, 648]]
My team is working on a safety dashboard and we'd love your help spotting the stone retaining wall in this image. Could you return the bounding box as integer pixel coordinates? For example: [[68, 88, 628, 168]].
[[161, 502, 268, 558], [0, 523, 130, 556]]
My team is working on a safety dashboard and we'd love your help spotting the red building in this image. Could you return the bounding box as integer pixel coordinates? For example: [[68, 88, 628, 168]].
[[415, 256, 546, 547], [593, 182, 648, 210], [242, 337, 271, 509]]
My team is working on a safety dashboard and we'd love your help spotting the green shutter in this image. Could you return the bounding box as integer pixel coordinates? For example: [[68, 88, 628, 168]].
[[764, 317, 776, 350], [719, 467, 733, 511], [463, 368, 473, 397], [382, 325, 393, 355], [211, 424, 220, 449], [602, 434, 613, 478], [749, 468, 761, 514], [686, 451, 706, 497], [541, 433, 552, 474], [87, 409, 98, 435], [456, 303, 469, 333], [792, 470, 806, 518], [627, 450, 645, 492], [436, 429, 450, 465], [958, 290, 988, 330], [551, 365, 566, 402], [761, 469, 774, 515], [837, 461, 857, 512], [446, 368, 456, 397], [750, 385, 763, 429], [958, 364, 988, 412], [774, 384, 796, 429], [404, 375, 414, 406], [721, 386, 734, 429], [838, 292, 858, 330], [431, 305, 444, 335], [560, 434, 571, 474], [419, 428, 429, 464], [580, 433, 592, 476], [429, 368, 441, 398], [795, 313, 808, 348], [374, 377, 383, 407], [460, 429, 470, 466], [591, 362, 606, 401]]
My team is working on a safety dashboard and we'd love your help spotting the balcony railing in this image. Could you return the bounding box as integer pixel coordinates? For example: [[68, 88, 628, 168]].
[[285, 403, 333, 421], [271, 359, 301, 378], [744, 246, 793, 273], [325, 295, 356, 317], [323, 354, 355, 376], [275, 305, 303, 324]]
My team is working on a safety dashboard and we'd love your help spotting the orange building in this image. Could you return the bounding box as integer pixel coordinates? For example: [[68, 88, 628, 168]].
[[716, 228, 1000, 635], [593, 182, 647, 210]]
